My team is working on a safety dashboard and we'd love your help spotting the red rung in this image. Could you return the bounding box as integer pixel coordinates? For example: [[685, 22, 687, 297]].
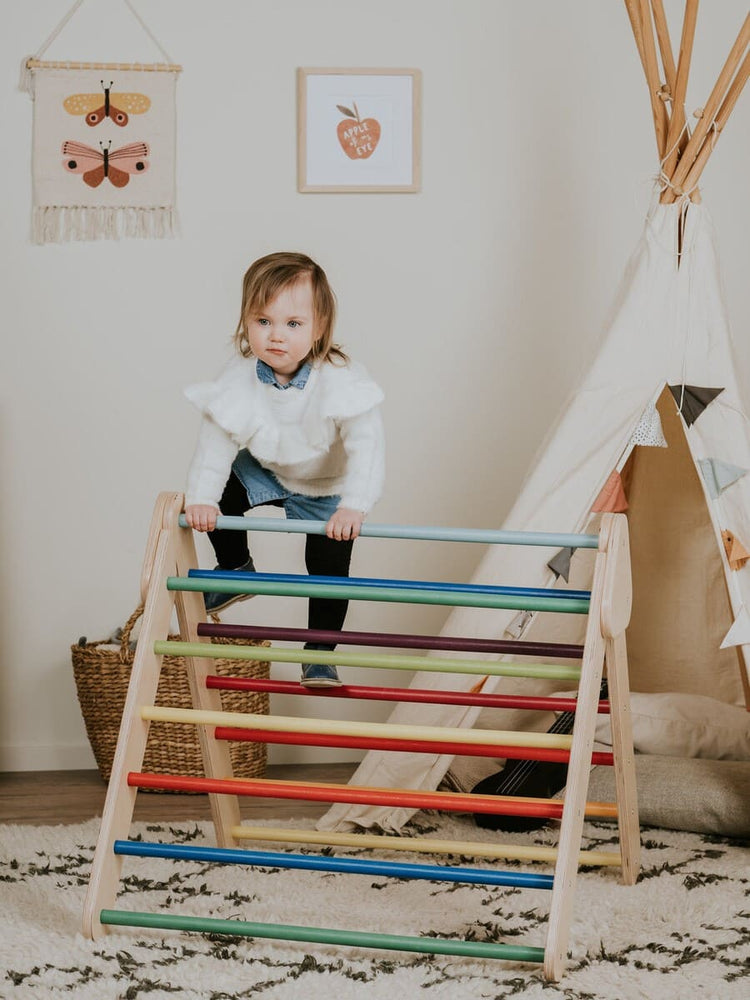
[[214, 726, 615, 766], [204, 676, 611, 715]]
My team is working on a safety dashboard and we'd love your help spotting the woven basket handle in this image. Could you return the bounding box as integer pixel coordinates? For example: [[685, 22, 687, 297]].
[[118, 605, 145, 663]]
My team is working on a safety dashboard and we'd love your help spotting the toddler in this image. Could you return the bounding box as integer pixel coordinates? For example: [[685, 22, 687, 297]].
[[184, 251, 385, 687]]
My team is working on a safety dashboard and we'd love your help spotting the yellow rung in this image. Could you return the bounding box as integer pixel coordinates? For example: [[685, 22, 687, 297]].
[[230, 825, 623, 868], [140, 705, 574, 750]]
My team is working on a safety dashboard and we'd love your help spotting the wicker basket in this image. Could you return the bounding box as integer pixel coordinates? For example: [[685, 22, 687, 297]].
[[72, 606, 269, 787]]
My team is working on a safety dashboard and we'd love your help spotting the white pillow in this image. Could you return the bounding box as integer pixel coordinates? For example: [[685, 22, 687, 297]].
[[556, 691, 750, 761]]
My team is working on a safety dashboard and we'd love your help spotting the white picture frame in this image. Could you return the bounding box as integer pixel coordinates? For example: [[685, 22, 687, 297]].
[[297, 68, 421, 193]]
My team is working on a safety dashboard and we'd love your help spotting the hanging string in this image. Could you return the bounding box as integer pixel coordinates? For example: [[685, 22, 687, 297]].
[[29, 0, 88, 61], [123, 0, 175, 65], [20, 0, 177, 93]]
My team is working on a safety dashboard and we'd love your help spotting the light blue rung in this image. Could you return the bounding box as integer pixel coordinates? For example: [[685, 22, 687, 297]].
[[178, 513, 599, 549]]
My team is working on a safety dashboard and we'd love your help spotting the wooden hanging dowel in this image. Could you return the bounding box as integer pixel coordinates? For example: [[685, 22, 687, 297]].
[[25, 57, 182, 73], [660, 0, 700, 200], [679, 50, 750, 196], [665, 11, 750, 200]]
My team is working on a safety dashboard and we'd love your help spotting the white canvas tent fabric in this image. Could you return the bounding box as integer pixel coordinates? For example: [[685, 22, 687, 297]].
[[319, 201, 750, 834]]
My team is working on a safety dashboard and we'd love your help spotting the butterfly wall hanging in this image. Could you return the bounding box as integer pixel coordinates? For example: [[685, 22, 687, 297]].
[[62, 140, 150, 188], [20, 0, 181, 243], [63, 80, 151, 127]]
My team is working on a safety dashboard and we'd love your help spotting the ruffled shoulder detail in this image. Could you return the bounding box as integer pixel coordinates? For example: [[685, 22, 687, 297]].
[[315, 360, 384, 420], [184, 356, 264, 445], [184, 356, 384, 465]]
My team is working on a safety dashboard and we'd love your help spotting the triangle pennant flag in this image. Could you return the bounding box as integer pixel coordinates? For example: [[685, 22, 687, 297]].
[[628, 403, 668, 448], [720, 605, 750, 648], [591, 470, 628, 513], [504, 610, 533, 639], [547, 547, 575, 582], [698, 458, 749, 499], [722, 530, 750, 570], [668, 385, 724, 426]]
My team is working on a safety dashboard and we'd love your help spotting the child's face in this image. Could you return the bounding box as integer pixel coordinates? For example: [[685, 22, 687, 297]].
[[246, 277, 317, 383]]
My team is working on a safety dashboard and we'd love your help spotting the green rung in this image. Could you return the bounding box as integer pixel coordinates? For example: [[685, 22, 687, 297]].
[[167, 576, 590, 614], [99, 909, 545, 963], [152, 640, 583, 681]]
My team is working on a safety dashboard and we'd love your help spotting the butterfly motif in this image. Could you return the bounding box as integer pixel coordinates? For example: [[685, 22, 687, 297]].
[[63, 80, 151, 127], [62, 140, 150, 188]]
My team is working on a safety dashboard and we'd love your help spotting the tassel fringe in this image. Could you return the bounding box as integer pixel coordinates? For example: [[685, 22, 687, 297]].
[[31, 205, 178, 244]]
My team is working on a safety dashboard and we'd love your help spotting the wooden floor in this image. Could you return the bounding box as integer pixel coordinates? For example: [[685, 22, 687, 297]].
[[0, 764, 358, 825]]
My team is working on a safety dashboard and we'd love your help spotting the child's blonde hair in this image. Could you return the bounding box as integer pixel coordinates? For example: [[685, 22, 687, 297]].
[[234, 251, 347, 364]]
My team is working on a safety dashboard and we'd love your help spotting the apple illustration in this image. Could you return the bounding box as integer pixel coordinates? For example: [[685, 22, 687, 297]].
[[336, 102, 381, 160]]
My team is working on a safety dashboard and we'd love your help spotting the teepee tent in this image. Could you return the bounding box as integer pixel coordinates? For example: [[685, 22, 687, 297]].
[[320, 1, 750, 834]]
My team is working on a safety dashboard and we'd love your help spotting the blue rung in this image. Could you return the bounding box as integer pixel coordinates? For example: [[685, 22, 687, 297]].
[[188, 569, 592, 602], [113, 840, 554, 890], [167, 575, 591, 613], [178, 513, 599, 548]]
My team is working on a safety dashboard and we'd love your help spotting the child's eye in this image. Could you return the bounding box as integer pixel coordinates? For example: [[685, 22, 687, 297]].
[[257, 318, 269, 326], [287, 320, 300, 328]]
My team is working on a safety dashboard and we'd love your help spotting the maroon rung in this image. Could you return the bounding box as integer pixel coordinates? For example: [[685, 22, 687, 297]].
[[196, 622, 584, 659], [205, 675, 611, 714], [214, 726, 615, 766]]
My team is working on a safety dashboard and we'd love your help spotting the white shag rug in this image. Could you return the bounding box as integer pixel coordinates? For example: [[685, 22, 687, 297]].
[[1, 814, 748, 1000]]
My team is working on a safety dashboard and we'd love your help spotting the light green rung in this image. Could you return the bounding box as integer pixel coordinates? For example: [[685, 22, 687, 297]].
[[153, 640, 583, 681], [100, 909, 545, 963]]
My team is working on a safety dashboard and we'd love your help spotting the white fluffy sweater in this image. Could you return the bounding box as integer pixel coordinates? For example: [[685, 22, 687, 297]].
[[185, 355, 385, 513]]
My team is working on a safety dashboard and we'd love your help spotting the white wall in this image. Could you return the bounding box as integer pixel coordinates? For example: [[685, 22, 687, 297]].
[[1, 0, 748, 771]]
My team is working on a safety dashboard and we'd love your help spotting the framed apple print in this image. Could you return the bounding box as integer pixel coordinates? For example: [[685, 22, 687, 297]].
[[297, 68, 421, 193]]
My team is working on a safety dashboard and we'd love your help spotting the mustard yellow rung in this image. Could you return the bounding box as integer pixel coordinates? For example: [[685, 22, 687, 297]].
[[230, 825, 623, 868], [140, 705, 574, 750]]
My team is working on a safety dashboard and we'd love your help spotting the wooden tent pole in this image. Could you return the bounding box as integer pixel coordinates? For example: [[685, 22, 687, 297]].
[[623, 0, 669, 155], [637, 0, 670, 157], [624, 0, 648, 72], [666, 11, 750, 200], [651, 0, 678, 93], [660, 0, 700, 202], [679, 50, 750, 195]]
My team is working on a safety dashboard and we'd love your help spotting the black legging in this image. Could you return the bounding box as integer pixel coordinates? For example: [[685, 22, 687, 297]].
[[207, 471, 354, 649]]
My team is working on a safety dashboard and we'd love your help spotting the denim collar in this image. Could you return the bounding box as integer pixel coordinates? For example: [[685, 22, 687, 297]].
[[256, 358, 311, 390]]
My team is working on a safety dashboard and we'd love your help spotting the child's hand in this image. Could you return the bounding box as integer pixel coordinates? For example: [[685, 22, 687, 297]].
[[185, 504, 219, 532], [326, 507, 364, 541]]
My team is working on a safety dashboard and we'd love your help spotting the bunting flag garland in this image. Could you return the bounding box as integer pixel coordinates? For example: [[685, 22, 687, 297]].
[[698, 459, 750, 499], [720, 606, 750, 649], [591, 470, 628, 513], [668, 385, 725, 426], [628, 403, 668, 447], [722, 530, 750, 571], [20, 0, 181, 243], [547, 547, 575, 582]]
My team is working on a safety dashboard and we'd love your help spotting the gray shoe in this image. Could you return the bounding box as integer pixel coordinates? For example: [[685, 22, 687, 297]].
[[300, 663, 342, 688], [203, 557, 256, 615]]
